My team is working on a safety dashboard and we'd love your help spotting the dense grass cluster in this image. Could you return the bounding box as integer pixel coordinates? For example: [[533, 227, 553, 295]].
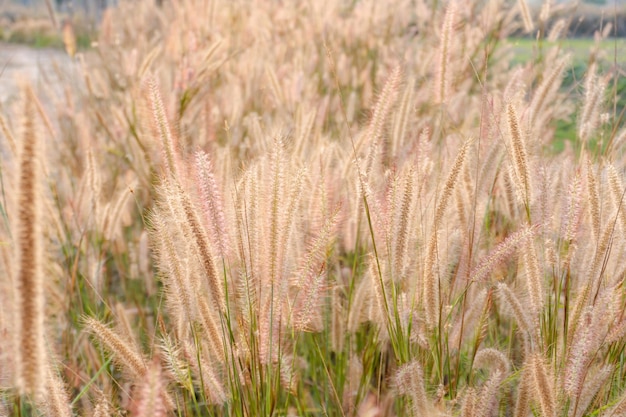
[[1, 0, 626, 415]]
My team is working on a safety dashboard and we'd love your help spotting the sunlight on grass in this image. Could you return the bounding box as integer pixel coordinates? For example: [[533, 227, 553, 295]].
[[0, 1, 625, 416]]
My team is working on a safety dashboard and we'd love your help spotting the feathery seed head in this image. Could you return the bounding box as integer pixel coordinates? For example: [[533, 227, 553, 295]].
[[14, 86, 46, 398], [84, 317, 147, 379]]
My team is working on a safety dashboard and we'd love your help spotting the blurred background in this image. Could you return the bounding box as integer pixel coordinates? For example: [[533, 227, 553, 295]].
[[1, 0, 626, 120], [1, 0, 625, 48]]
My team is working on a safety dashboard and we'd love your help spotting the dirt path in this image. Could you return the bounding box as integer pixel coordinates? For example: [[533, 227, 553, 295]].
[[0, 42, 72, 107]]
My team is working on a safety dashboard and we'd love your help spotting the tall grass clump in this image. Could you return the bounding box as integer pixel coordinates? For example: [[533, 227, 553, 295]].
[[0, 0, 625, 415]]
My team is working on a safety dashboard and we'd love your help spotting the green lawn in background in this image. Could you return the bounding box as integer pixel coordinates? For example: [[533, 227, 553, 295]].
[[508, 37, 626, 65]]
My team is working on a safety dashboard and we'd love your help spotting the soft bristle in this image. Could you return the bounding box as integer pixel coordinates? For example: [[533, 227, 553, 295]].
[[130, 359, 168, 417]]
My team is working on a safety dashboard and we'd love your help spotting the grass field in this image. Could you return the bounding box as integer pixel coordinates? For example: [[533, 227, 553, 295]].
[[1, 1, 626, 416]]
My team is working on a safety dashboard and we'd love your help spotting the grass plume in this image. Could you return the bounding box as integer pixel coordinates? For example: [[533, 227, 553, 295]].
[[14, 86, 46, 398]]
